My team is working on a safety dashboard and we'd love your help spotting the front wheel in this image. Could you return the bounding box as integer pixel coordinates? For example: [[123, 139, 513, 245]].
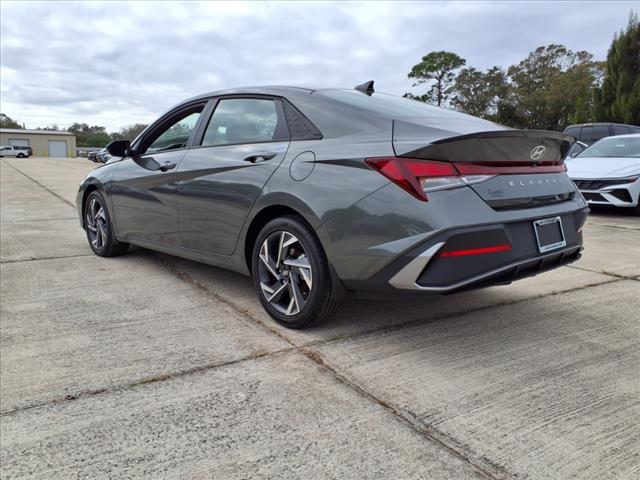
[[252, 215, 337, 329], [84, 191, 129, 257], [17, 153, 25, 158]]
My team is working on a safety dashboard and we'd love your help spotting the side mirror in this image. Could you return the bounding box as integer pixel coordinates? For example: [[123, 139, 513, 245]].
[[106, 139, 131, 157]]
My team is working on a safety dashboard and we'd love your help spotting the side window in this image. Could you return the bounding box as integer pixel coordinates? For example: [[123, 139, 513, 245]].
[[565, 127, 579, 137], [567, 142, 586, 158], [201, 99, 288, 146], [613, 125, 630, 135], [591, 126, 609, 141], [145, 108, 203, 154]]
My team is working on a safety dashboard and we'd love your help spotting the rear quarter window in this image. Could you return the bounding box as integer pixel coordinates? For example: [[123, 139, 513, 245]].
[[581, 126, 610, 142], [613, 125, 631, 135]]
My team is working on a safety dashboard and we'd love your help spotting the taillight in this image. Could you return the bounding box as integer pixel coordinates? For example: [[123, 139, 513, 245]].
[[365, 157, 495, 201]]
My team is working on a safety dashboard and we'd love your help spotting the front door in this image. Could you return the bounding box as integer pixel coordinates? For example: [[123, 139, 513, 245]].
[[177, 97, 290, 255], [110, 106, 204, 245]]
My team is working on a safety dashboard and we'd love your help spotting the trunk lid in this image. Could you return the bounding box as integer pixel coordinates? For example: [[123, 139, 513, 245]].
[[393, 124, 577, 210]]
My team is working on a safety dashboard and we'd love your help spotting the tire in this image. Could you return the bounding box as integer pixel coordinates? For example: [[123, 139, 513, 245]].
[[84, 191, 129, 257], [17, 153, 25, 158], [252, 215, 337, 329]]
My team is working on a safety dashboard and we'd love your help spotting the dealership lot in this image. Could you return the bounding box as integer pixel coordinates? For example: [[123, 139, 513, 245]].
[[1, 158, 639, 479]]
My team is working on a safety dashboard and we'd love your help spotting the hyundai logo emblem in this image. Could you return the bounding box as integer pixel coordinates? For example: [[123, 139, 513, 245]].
[[530, 145, 546, 160]]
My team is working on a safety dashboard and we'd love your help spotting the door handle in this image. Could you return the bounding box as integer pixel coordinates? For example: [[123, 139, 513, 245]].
[[243, 152, 277, 163], [158, 161, 177, 172]]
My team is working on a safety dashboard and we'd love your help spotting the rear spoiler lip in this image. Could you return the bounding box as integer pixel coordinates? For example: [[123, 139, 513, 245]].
[[396, 127, 577, 164], [429, 129, 576, 145]]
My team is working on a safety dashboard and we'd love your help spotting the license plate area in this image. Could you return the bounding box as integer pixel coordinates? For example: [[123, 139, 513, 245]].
[[533, 216, 566, 253]]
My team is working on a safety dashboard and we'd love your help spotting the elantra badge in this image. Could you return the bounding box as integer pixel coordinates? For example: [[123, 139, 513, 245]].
[[530, 145, 546, 160]]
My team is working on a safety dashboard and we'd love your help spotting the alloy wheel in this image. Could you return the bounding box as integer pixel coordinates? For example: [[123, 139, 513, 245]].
[[85, 197, 108, 250], [257, 231, 313, 316]]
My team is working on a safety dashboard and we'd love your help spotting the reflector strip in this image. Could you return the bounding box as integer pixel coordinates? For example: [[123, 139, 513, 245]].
[[439, 243, 512, 257], [454, 163, 565, 174]]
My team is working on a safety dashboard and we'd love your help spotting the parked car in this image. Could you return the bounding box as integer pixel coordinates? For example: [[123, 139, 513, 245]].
[[565, 141, 589, 158], [13, 145, 33, 156], [564, 122, 640, 146], [0, 145, 30, 158], [87, 151, 100, 162], [96, 148, 111, 163], [77, 84, 588, 328], [566, 134, 640, 213]]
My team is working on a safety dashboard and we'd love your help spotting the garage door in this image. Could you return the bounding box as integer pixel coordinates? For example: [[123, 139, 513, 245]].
[[48, 140, 67, 157], [9, 139, 30, 147]]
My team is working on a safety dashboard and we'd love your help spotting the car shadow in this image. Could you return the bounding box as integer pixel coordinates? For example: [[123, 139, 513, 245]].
[[588, 204, 638, 217], [151, 250, 525, 345]]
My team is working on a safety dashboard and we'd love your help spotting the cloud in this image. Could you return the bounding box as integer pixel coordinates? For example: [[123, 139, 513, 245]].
[[0, 0, 635, 131]]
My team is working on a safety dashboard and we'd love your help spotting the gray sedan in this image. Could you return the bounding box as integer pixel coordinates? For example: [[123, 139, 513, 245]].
[[76, 83, 588, 328]]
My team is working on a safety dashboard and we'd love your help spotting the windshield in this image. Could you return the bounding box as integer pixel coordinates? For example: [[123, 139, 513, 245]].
[[577, 136, 640, 158]]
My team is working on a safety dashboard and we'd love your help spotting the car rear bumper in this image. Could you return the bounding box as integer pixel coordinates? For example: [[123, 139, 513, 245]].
[[341, 207, 588, 294]]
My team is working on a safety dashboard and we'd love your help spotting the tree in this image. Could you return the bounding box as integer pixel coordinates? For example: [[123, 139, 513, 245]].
[[594, 12, 640, 124], [0, 113, 23, 129], [111, 123, 148, 141], [504, 44, 600, 130], [406, 51, 466, 106], [67, 123, 111, 147], [451, 66, 508, 119]]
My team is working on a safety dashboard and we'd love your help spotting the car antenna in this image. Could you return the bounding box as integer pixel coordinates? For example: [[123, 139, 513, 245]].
[[354, 80, 374, 95]]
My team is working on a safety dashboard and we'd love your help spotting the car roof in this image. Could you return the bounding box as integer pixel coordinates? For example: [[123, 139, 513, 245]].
[[182, 86, 320, 104], [595, 133, 640, 139], [564, 122, 639, 128]]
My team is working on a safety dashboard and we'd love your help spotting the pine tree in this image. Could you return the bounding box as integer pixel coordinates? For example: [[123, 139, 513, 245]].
[[594, 12, 640, 124]]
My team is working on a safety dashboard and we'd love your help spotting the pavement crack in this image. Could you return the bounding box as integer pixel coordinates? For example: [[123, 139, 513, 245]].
[[586, 222, 640, 231], [0, 347, 295, 417], [567, 264, 639, 280], [151, 253, 298, 347], [300, 276, 624, 349], [155, 255, 524, 479], [3, 160, 76, 208], [1, 253, 94, 264], [298, 346, 509, 480]]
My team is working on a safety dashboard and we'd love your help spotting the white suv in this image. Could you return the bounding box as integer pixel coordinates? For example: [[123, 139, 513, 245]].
[[0, 146, 31, 158]]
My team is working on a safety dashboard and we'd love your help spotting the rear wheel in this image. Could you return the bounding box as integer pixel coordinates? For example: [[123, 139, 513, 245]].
[[252, 215, 337, 329], [17, 153, 25, 158], [84, 191, 129, 257]]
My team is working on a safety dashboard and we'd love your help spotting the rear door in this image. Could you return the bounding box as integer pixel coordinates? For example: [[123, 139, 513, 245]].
[[177, 97, 290, 255], [110, 103, 206, 245]]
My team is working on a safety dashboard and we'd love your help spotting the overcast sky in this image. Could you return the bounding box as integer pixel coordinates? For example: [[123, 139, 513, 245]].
[[0, 1, 635, 131]]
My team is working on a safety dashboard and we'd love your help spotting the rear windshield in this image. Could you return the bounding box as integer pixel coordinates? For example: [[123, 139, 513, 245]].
[[316, 89, 494, 123], [577, 136, 640, 158]]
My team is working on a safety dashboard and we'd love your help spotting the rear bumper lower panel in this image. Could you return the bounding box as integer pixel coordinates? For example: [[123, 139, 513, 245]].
[[343, 207, 588, 294]]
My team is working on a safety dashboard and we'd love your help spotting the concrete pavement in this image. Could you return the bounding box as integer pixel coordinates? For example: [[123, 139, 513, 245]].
[[1, 157, 639, 479]]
